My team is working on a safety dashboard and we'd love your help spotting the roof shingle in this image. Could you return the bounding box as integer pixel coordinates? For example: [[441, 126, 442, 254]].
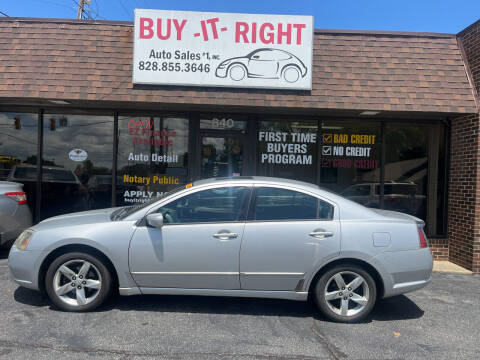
[[0, 18, 477, 114]]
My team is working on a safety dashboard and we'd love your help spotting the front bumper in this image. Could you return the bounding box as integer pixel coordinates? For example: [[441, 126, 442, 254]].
[[215, 66, 228, 78], [8, 245, 44, 291]]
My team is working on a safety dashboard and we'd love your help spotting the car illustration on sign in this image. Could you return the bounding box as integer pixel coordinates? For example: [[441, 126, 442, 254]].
[[215, 48, 308, 83]]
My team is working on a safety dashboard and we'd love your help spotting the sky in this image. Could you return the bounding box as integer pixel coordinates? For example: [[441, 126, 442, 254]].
[[0, 0, 479, 34]]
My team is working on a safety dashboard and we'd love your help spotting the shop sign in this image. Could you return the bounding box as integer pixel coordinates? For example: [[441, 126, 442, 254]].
[[258, 131, 317, 165], [68, 149, 88, 162], [133, 9, 313, 90], [321, 133, 378, 169], [121, 116, 189, 204]]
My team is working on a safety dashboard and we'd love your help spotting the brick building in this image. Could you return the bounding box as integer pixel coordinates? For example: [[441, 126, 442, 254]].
[[0, 16, 479, 272]]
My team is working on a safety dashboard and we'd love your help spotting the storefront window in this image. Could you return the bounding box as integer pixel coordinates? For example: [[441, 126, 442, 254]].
[[319, 120, 381, 207], [42, 114, 113, 219], [0, 112, 38, 213], [256, 119, 318, 182], [117, 116, 189, 205], [201, 137, 243, 178], [385, 122, 446, 235]]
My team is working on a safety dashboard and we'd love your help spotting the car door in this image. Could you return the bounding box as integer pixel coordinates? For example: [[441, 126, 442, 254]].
[[129, 185, 251, 289], [248, 50, 278, 78], [240, 185, 340, 291]]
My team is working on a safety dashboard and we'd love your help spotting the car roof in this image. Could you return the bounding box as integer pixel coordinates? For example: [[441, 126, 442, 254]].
[[193, 176, 322, 191], [130, 176, 381, 222]]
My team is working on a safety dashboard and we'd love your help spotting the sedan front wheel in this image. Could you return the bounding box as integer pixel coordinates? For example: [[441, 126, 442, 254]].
[[228, 64, 247, 81], [314, 265, 377, 323], [45, 252, 112, 311]]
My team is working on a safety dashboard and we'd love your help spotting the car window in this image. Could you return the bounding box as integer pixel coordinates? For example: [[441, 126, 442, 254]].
[[343, 185, 370, 197], [271, 50, 291, 60], [12, 167, 36, 180], [384, 184, 417, 195], [252, 187, 333, 221], [252, 50, 281, 61], [43, 168, 77, 182], [157, 186, 250, 224]]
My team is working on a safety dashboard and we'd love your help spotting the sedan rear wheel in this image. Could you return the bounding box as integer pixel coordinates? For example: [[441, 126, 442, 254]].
[[314, 265, 376, 323], [45, 252, 112, 311], [282, 65, 301, 83]]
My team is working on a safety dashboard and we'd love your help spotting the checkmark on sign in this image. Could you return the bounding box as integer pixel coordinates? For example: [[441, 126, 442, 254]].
[[323, 133, 333, 143], [322, 146, 332, 156]]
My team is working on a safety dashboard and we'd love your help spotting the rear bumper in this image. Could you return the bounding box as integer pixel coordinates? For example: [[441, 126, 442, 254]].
[[375, 247, 433, 298], [0, 205, 32, 246]]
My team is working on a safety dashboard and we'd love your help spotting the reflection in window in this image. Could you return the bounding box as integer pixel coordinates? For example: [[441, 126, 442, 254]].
[[253, 187, 333, 221], [201, 137, 243, 178], [157, 187, 249, 224], [320, 120, 381, 209], [0, 112, 38, 214], [117, 116, 189, 206], [42, 114, 113, 218], [385, 123, 445, 235]]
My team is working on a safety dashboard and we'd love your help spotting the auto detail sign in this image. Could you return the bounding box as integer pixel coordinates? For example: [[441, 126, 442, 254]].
[[133, 9, 313, 90]]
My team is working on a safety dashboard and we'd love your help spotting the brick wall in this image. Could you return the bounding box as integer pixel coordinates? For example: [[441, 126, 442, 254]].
[[430, 239, 449, 261], [450, 20, 480, 272], [448, 114, 480, 272]]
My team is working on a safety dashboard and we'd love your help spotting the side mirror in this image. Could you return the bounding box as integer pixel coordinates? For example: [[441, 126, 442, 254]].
[[252, 55, 260, 59], [146, 213, 164, 229]]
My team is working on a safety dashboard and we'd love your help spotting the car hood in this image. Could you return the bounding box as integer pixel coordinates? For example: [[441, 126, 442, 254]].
[[32, 207, 121, 230], [221, 56, 247, 64], [370, 208, 425, 226]]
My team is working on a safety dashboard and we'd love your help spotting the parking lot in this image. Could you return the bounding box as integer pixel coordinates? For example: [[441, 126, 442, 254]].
[[0, 248, 479, 360]]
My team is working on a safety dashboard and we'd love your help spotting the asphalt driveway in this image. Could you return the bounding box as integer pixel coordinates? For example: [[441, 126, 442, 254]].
[[0, 248, 478, 359]]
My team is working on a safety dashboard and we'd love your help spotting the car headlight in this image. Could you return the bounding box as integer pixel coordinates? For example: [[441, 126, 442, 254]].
[[16, 229, 34, 251]]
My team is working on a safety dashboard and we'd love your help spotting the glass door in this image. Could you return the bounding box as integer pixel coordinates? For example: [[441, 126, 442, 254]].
[[200, 135, 244, 179]]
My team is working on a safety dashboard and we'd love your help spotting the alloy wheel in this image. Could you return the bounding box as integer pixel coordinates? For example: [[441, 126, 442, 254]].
[[53, 259, 102, 307], [324, 271, 370, 317]]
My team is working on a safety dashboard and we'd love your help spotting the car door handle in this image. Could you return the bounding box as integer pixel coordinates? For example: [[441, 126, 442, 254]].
[[309, 231, 334, 239], [213, 232, 238, 240]]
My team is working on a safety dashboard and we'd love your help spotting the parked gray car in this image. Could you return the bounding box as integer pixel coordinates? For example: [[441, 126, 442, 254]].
[[0, 181, 32, 248], [8, 177, 432, 322]]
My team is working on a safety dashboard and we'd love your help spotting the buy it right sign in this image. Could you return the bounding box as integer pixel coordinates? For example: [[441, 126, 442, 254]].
[[133, 9, 314, 90]]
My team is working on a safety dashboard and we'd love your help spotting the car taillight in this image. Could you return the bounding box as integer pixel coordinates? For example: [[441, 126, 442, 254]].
[[418, 228, 428, 248], [5, 192, 27, 205]]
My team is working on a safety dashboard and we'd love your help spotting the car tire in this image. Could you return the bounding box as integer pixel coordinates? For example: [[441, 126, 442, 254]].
[[313, 264, 377, 323], [228, 64, 247, 81], [282, 65, 301, 83], [45, 251, 113, 312]]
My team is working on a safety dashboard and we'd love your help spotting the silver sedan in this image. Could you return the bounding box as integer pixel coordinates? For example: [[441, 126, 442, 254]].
[[8, 177, 433, 322]]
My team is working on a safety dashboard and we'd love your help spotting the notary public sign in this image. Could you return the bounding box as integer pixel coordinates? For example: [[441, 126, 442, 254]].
[[133, 9, 313, 90]]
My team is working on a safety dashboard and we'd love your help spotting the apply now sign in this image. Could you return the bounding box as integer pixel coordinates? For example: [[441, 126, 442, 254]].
[[133, 9, 313, 90]]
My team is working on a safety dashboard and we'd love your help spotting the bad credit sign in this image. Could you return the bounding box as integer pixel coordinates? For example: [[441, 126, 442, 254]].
[[133, 9, 313, 90]]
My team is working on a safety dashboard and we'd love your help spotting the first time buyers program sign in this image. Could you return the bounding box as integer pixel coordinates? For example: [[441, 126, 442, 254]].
[[133, 9, 313, 90]]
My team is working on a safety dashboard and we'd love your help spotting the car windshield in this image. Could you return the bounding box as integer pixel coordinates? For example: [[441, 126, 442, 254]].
[[43, 168, 77, 182], [12, 167, 76, 182], [247, 49, 262, 58], [375, 184, 417, 195], [111, 185, 186, 220]]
